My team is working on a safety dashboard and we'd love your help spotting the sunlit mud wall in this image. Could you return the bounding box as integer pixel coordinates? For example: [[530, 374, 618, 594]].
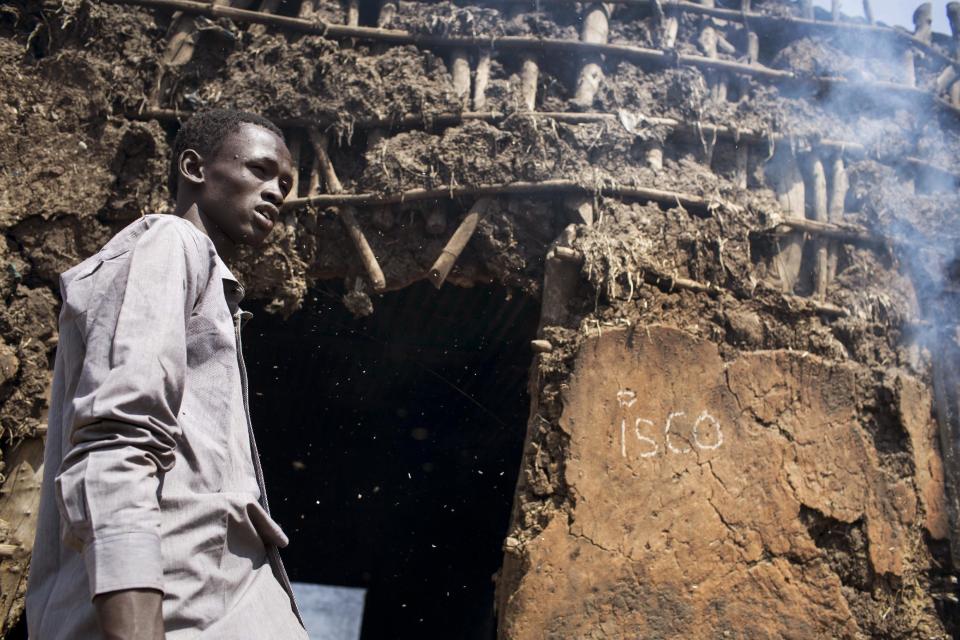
[[2, 0, 960, 636]]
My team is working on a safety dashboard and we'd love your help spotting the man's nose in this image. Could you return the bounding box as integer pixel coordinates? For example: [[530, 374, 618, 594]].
[[262, 181, 283, 206]]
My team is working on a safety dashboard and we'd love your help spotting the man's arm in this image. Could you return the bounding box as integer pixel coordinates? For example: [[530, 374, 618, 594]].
[[54, 220, 204, 635]]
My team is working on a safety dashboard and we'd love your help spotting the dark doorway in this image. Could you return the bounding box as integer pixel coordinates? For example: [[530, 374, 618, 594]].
[[244, 281, 539, 640]]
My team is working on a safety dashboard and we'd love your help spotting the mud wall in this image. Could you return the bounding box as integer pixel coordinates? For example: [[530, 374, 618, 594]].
[[1, 0, 959, 636]]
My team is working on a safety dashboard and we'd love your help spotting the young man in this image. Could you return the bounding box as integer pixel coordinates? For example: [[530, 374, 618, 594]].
[[25, 109, 306, 639]]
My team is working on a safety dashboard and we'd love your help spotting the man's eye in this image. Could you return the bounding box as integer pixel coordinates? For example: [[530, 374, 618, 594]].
[[249, 164, 267, 178]]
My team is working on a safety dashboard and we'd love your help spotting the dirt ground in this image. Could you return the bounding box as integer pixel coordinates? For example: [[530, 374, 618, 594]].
[[0, 0, 958, 636]]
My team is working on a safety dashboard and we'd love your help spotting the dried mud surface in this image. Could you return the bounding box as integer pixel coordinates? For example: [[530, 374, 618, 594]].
[[0, 0, 959, 636]]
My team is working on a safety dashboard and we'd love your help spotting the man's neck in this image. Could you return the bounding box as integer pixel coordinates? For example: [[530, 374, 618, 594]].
[[174, 202, 236, 261]]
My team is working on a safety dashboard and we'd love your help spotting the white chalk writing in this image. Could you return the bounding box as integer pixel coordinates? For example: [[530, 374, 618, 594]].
[[616, 390, 724, 459]]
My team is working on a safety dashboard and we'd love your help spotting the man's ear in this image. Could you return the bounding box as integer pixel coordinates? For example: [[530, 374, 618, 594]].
[[178, 149, 205, 188]]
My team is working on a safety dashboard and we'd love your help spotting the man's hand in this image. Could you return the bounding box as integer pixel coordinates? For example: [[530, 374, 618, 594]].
[[93, 588, 164, 640]]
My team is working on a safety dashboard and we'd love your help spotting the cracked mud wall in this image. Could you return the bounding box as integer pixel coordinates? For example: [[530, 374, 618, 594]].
[[499, 325, 950, 638], [2, 0, 960, 636]]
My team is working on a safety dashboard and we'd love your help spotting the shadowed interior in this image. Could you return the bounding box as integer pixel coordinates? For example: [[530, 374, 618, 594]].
[[244, 280, 539, 639]]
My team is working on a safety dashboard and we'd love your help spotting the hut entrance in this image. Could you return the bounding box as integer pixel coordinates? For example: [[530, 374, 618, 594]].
[[245, 281, 539, 639]]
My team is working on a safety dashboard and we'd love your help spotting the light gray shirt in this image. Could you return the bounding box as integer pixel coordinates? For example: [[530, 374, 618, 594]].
[[25, 214, 306, 639]]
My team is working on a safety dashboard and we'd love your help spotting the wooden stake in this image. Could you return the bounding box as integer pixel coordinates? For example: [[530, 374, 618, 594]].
[[429, 199, 492, 288], [913, 3, 933, 44], [949, 2, 960, 54], [799, 0, 814, 20], [248, 0, 281, 35], [309, 129, 387, 291], [340, 207, 387, 291], [572, 3, 613, 110], [451, 48, 471, 108], [827, 153, 848, 282], [651, 0, 677, 49], [530, 339, 553, 353], [644, 141, 664, 170], [663, 13, 679, 48], [808, 154, 829, 299], [377, 0, 397, 27], [346, 0, 359, 26], [902, 48, 916, 87], [937, 66, 957, 95], [539, 249, 581, 329], [520, 53, 539, 111], [831, 0, 841, 21], [741, 30, 759, 98], [766, 146, 805, 293], [698, 23, 727, 102], [109, 0, 954, 68], [735, 143, 748, 189], [286, 179, 747, 217], [862, 0, 874, 25], [473, 50, 492, 111], [287, 133, 301, 197]]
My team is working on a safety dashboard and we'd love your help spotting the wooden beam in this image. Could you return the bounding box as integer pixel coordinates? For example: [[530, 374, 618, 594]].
[[429, 199, 492, 288]]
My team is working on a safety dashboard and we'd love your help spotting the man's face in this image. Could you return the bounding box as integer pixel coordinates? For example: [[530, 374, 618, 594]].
[[197, 123, 295, 247]]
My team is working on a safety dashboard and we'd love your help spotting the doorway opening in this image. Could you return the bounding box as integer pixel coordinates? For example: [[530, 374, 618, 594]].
[[244, 280, 539, 639]]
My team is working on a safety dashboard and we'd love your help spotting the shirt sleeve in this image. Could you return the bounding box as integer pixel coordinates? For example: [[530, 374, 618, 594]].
[[54, 218, 206, 598]]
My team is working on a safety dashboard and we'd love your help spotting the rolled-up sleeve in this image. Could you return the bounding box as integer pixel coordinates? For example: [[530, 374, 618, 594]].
[[55, 219, 205, 598]]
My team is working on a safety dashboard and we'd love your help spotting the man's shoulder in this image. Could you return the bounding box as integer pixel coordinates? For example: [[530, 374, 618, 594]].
[[66, 215, 211, 277]]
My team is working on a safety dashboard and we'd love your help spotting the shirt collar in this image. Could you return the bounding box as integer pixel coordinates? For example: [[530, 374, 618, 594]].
[[213, 253, 246, 312]]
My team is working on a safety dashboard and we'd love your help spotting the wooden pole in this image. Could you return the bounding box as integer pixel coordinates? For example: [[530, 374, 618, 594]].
[[429, 199, 492, 288], [937, 66, 957, 95], [248, 0, 281, 35], [377, 0, 397, 27], [735, 142, 748, 189], [572, 3, 613, 110], [129, 107, 960, 183], [520, 53, 539, 111], [902, 48, 916, 87], [740, 30, 759, 99], [286, 179, 744, 216], [913, 3, 933, 44], [831, 0, 841, 21], [663, 12, 679, 48], [827, 153, 848, 282], [644, 140, 664, 170], [365, 129, 394, 232], [340, 208, 387, 291], [345, 0, 359, 26], [539, 226, 582, 330], [862, 0, 874, 25], [698, 21, 727, 102], [949, 2, 960, 56], [309, 130, 387, 291], [473, 50, 492, 111], [766, 145, 805, 293], [287, 133, 301, 197], [106, 0, 955, 67], [451, 48, 471, 108], [798, 0, 814, 20], [808, 154, 829, 298]]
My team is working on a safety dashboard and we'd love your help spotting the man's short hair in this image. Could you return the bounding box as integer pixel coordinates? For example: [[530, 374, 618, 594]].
[[168, 108, 285, 198]]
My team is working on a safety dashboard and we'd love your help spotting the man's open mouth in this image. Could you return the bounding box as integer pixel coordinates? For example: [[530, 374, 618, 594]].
[[254, 205, 278, 227]]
